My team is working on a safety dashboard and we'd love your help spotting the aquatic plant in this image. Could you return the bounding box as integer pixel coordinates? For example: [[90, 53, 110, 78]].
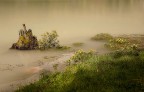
[[91, 33, 113, 41], [53, 64, 59, 71], [72, 42, 84, 47], [57, 46, 71, 50]]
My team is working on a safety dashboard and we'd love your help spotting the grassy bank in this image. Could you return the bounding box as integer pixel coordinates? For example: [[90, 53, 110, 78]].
[[91, 33, 144, 51], [16, 50, 144, 92]]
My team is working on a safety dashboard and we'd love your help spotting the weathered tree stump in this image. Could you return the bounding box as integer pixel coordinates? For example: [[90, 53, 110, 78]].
[[10, 24, 38, 50]]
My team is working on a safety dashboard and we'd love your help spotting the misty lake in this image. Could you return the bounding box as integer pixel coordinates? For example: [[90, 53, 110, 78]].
[[0, 0, 144, 91]]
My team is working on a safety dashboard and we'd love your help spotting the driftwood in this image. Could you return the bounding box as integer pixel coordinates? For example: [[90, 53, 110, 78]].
[[11, 24, 38, 50]]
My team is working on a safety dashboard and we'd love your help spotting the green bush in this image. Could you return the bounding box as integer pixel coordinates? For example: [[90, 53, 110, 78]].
[[67, 50, 95, 63], [38, 31, 60, 50]]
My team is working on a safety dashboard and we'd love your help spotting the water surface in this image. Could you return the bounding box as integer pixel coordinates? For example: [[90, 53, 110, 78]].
[[0, 0, 144, 89]]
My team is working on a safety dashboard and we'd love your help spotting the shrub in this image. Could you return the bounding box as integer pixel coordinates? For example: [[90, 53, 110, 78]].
[[38, 31, 60, 50], [67, 50, 96, 63]]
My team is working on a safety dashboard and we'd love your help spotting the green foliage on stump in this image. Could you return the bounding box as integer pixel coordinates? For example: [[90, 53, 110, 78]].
[[15, 34, 38, 50]]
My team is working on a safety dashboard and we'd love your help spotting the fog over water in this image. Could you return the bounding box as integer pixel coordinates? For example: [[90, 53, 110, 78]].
[[0, 0, 144, 89]]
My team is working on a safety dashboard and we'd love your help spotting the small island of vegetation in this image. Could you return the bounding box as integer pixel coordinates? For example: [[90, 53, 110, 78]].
[[11, 24, 70, 51]]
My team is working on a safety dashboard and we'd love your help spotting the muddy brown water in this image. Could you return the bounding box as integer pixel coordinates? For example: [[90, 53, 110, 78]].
[[0, 0, 144, 91]]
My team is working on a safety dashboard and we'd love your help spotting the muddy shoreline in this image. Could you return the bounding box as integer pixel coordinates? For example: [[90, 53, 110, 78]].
[[0, 53, 74, 92]]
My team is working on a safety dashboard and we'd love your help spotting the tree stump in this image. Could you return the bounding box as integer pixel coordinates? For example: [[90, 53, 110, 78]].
[[10, 24, 38, 50]]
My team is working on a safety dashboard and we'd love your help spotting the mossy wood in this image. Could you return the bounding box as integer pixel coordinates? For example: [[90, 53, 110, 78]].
[[11, 24, 38, 50]]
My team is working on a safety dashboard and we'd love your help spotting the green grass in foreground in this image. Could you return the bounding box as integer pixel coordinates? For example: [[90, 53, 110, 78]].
[[16, 50, 144, 92]]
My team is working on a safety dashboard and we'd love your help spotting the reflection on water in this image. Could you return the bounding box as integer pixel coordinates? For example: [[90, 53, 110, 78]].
[[0, 0, 144, 88]]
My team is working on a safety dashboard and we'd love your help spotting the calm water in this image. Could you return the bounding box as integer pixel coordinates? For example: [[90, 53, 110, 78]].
[[0, 0, 144, 89], [0, 0, 144, 51]]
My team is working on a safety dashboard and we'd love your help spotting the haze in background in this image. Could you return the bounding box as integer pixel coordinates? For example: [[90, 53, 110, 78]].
[[0, 0, 144, 51], [0, 0, 144, 87]]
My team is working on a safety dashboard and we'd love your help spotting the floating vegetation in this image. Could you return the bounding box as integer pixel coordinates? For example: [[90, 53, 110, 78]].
[[91, 33, 113, 41], [43, 56, 49, 59], [72, 42, 84, 47], [57, 46, 71, 50], [53, 64, 59, 71]]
